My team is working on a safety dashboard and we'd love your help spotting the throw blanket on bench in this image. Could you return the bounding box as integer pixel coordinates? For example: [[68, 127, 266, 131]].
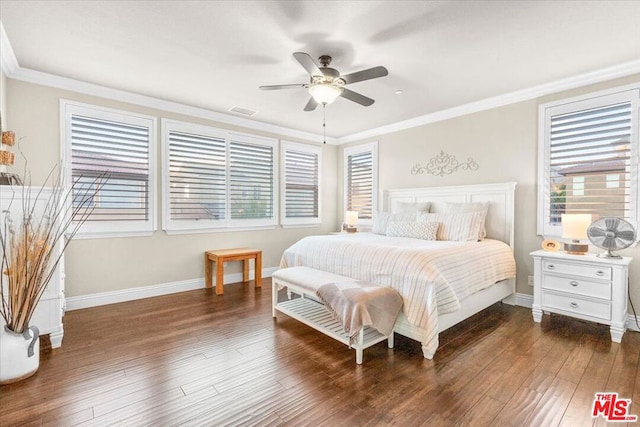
[[316, 281, 403, 344]]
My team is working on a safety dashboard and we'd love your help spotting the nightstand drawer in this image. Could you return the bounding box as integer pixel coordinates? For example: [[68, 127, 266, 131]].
[[542, 260, 611, 281], [542, 275, 611, 300], [542, 291, 611, 321]]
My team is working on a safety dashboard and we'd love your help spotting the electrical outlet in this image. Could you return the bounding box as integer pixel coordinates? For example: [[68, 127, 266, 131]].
[[528, 275, 534, 287]]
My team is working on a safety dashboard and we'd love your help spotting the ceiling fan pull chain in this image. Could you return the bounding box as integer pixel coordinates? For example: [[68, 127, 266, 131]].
[[323, 104, 327, 144]]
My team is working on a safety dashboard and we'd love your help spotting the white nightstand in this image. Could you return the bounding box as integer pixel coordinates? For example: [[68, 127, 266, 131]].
[[531, 250, 632, 343]]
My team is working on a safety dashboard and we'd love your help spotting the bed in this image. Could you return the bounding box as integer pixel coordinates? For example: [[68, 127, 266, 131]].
[[280, 181, 517, 359]]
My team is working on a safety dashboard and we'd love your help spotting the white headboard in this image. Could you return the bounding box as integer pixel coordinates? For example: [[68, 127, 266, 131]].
[[382, 182, 517, 248]]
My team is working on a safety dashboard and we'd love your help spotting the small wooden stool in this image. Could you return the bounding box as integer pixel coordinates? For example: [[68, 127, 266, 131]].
[[204, 248, 262, 295]]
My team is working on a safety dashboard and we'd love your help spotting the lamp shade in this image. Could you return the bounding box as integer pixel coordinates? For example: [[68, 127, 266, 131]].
[[561, 214, 591, 240], [309, 84, 342, 104], [346, 210, 359, 226]]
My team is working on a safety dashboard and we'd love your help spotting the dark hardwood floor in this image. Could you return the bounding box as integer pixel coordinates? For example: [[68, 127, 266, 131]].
[[1, 279, 639, 426]]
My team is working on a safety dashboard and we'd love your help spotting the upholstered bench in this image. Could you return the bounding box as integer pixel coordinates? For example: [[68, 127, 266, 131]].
[[272, 266, 402, 364]]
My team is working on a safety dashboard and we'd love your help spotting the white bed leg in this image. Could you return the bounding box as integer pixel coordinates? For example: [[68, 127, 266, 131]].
[[422, 345, 435, 360], [388, 331, 394, 349]]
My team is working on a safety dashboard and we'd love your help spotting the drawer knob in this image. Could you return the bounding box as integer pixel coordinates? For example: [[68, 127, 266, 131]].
[[596, 270, 605, 276], [570, 281, 579, 287], [570, 302, 579, 308], [547, 264, 555, 270]]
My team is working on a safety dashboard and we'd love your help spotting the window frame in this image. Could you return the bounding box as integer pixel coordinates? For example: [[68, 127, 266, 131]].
[[537, 84, 640, 238], [161, 119, 278, 234], [343, 141, 378, 227], [280, 140, 322, 228], [60, 100, 157, 239]]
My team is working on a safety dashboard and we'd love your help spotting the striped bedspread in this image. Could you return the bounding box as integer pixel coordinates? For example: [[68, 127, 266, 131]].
[[280, 232, 516, 355]]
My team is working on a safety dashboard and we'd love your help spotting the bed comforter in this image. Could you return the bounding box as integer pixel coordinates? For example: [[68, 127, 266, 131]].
[[280, 232, 516, 355]]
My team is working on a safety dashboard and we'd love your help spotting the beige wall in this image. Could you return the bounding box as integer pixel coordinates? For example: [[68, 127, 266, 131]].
[[6, 73, 640, 305], [339, 74, 640, 307], [5, 79, 339, 297]]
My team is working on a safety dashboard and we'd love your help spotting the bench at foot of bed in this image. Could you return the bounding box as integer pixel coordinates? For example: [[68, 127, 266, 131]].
[[272, 266, 400, 365]]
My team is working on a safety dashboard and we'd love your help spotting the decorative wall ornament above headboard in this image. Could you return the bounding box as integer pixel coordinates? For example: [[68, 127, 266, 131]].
[[411, 150, 479, 176]]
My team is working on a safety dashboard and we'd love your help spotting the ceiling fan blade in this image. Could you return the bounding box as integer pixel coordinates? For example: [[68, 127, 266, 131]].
[[341, 66, 389, 85], [259, 84, 308, 90], [340, 88, 375, 106], [303, 97, 318, 111], [293, 52, 323, 77]]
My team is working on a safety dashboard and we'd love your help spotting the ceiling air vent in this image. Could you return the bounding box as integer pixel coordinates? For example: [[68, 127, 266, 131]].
[[228, 106, 257, 117]]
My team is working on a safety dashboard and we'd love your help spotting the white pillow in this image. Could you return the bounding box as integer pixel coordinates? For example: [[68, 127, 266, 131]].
[[442, 202, 489, 240], [386, 221, 439, 240], [371, 211, 416, 235], [394, 201, 431, 214], [417, 211, 485, 242]]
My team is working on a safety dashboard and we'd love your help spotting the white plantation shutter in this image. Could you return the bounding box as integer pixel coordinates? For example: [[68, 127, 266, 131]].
[[539, 88, 640, 237], [162, 121, 277, 232], [229, 138, 275, 220], [282, 142, 321, 226], [344, 142, 378, 222], [63, 101, 156, 237], [167, 130, 226, 221], [71, 115, 150, 221]]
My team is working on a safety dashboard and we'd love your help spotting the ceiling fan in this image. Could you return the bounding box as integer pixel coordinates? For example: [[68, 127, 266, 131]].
[[259, 52, 388, 111]]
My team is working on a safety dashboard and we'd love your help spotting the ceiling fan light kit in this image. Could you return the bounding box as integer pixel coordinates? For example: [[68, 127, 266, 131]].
[[309, 83, 343, 105]]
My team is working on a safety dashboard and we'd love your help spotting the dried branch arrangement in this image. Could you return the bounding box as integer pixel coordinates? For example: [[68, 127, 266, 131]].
[[0, 167, 107, 333]]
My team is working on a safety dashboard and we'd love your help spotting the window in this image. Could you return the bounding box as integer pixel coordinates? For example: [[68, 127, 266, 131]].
[[344, 142, 378, 224], [61, 101, 156, 238], [281, 141, 321, 227], [162, 120, 277, 233], [537, 86, 640, 237]]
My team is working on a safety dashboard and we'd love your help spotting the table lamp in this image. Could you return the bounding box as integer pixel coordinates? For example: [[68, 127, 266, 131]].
[[344, 211, 359, 233], [561, 213, 591, 255]]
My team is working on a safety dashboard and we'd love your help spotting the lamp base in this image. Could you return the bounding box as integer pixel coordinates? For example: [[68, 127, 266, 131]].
[[564, 242, 588, 255]]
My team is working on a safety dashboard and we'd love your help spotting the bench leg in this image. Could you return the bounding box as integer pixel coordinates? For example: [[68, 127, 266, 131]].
[[272, 279, 278, 318], [355, 329, 364, 365], [205, 254, 212, 289], [242, 259, 249, 283], [216, 260, 224, 296], [255, 253, 262, 287]]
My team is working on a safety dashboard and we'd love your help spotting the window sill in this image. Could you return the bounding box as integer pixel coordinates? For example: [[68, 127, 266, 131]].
[[163, 225, 276, 235]]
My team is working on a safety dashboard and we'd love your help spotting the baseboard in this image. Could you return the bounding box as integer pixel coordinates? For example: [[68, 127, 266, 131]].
[[514, 293, 533, 309], [66, 267, 279, 311], [626, 315, 640, 332]]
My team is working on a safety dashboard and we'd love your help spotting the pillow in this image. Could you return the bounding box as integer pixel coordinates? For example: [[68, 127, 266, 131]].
[[386, 221, 439, 240], [371, 211, 416, 235], [417, 211, 485, 242], [441, 202, 489, 240], [394, 201, 431, 214]]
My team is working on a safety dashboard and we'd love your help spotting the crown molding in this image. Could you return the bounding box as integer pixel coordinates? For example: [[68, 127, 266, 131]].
[[0, 21, 19, 76], [337, 59, 640, 144], [8, 67, 338, 144]]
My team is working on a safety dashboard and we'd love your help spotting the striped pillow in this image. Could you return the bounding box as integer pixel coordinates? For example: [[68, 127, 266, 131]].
[[442, 202, 489, 240], [386, 221, 439, 240], [417, 211, 485, 242]]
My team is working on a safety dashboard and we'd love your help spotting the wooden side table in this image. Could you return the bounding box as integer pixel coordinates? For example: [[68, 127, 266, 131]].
[[205, 248, 262, 295]]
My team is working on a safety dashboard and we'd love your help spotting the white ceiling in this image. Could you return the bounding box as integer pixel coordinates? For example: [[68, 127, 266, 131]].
[[1, 1, 639, 141]]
